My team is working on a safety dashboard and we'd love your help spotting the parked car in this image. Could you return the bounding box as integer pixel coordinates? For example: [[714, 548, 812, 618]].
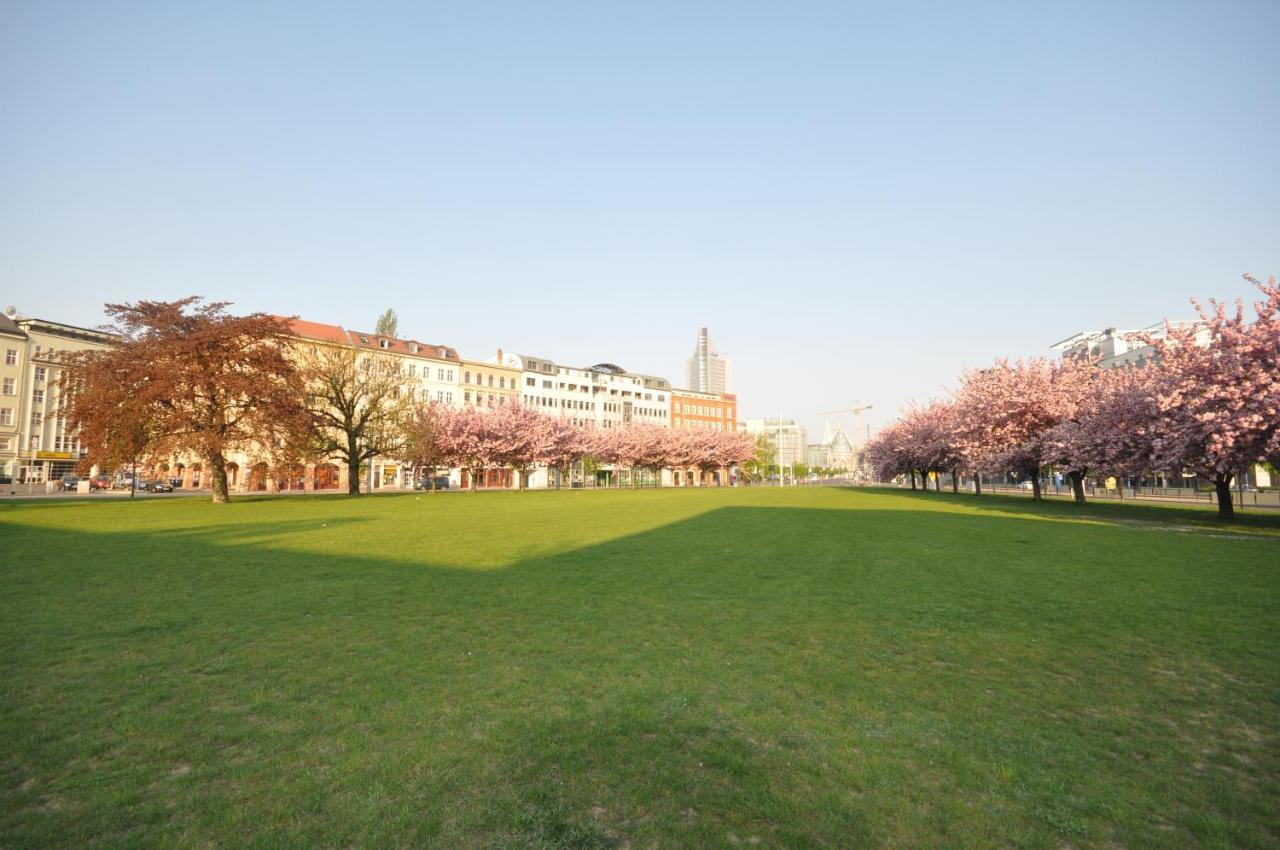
[[142, 479, 174, 493], [60, 475, 82, 492], [170, 477, 184, 488], [89, 474, 112, 491], [414, 476, 451, 491], [0, 473, 14, 484], [1017, 480, 1036, 491]]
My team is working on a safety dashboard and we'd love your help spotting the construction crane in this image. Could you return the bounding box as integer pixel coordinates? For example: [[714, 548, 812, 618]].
[[816, 402, 873, 449]]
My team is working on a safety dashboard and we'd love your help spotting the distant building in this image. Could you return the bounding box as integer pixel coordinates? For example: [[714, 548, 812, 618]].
[[1051, 321, 1207, 369], [745, 418, 806, 467], [685, 327, 733, 394], [805, 443, 832, 469], [827, 427, 857, 472], [805, 426, 857, 472], [671, 389, 737, 432]]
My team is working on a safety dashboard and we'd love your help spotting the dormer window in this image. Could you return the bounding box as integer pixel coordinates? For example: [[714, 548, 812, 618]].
[[359, 336, 368, 343], [410, 343, 419, 353], [379, 339, 389, 349]]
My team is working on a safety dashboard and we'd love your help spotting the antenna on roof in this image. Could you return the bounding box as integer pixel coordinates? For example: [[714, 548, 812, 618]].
[[3, 306, 15, 318]]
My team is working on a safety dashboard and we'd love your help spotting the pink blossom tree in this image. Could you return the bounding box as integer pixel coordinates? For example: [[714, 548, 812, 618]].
[[437, 406, 506, 492], [399, 400, 450, 491], [543, 419, 592, 488], [712, 431, 758, 484], [487, 402, 561, 490], [1142, 273, 1280, 519], [1045, 365, 1159, 504], [865, 420, 914, 487], [954, 357, 1096, 500]]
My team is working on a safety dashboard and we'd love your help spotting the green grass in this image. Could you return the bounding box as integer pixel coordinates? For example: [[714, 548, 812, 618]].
[[2, 487, 1277, 849]]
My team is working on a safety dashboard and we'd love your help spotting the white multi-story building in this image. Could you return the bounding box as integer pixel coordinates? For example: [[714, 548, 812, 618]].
[[745, 418, 807, 468], [489, 352, 671, 430], [686, 327, 733, 394], [1051, 321, 1208, 369]]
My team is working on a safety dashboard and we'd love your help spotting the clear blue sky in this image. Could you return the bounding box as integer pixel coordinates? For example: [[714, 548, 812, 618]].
[[3, 0, 1277, 439]]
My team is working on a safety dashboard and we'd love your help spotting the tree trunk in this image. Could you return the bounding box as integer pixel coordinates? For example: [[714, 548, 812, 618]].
[[974, 473, 982, 496], [1214, 474, 1235, 520], [347, 456, 361, 495], [909, 470, 917, 490], [470, 467, 478, 492], [1030, 469, 1042, 501], [934, 471, 942, 492], [1069, 470, 1086, 505], [209, 453, 230, 503], [951, 467, 959, 494]]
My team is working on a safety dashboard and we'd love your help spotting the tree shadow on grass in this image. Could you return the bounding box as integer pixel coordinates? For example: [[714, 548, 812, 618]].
[[1, 501, 1277, 848]]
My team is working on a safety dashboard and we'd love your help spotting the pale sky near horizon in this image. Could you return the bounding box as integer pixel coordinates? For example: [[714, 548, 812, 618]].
[[3, 0, 1277, 440]]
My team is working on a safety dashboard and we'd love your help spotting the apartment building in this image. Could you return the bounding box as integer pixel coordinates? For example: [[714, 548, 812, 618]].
[[671, 389, 737, 432], [461, 350, 520, 409], [0, 313, 114, 483], [489, 352, 671, 429]]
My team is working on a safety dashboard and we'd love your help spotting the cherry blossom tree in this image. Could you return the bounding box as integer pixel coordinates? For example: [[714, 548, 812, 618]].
[[400, 400, 450, 491], [487, 402, 561, 490], [1142, 273, 1280, 519], [865, 420, 911, 487], [1045, 365, 1159, 504], [437, 406, 506, 491], [954, 357, 1096, 500], [543, 419, 591, 488]]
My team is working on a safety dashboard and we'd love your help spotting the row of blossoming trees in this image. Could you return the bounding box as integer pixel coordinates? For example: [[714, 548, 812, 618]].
[[401, 401, 759, 492], [865, 275, 1280, 519]]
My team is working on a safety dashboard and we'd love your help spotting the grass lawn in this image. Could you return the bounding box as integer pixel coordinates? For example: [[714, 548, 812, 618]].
[[2, 486, 1278, 849]]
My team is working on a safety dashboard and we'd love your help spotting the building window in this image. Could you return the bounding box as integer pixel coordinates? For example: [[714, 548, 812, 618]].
[[4, 349, 15, 366], [464, 371, 471, 384], [2, 378, 12, 395], [464, 391, 471, 403], [31, 412, 43, 426], [526, 377, 535, 387], [498, 377, 505, 389], [34, 367, 46, 382], [32, 389, 44, 404], [0, 408, 11, 425], [0, 436, 9, 451]]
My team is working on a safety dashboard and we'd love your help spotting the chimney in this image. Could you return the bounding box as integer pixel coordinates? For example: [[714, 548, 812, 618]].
[[497, 347, 504, 362]]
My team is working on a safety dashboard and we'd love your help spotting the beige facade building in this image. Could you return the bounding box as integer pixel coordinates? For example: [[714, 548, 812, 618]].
[[0, 312, 113, 484], [462, 350, 520, 409]]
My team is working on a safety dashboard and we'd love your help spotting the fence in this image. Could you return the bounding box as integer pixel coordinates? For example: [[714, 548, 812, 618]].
[[920, 476, 1280, 509]]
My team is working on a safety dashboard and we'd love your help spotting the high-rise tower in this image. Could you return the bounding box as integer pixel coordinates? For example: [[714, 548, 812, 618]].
[[685, 327, 732, 394]]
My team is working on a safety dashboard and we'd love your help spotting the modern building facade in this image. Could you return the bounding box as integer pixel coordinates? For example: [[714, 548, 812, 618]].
[[744, 418, 807, 468], [685, 327, 733, 395], [1051, 321, 1208, 369], [489, 352, 671, 430]]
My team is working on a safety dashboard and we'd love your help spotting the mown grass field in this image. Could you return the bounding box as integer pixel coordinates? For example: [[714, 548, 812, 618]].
[[2, 486, 1277, 849]]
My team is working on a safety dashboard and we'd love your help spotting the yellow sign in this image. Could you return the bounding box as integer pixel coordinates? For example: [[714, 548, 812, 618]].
[[36, 451, 74, 460]]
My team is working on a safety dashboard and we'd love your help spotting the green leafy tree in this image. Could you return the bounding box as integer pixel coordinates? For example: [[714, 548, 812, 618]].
[[375, 308, 398, 338]]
